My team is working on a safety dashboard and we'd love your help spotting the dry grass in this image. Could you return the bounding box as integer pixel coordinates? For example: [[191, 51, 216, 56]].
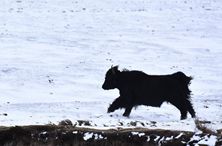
[[194, 118, 218, 135], [0, 121, 221, 146]]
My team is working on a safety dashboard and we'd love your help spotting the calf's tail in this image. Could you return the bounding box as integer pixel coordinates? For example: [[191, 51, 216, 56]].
[[173, 71, 193, 98]]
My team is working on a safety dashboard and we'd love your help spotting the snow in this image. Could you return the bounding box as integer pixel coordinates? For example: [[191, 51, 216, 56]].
[[165, 136, 174, 141], [94, 133, 104, 140], [0, 0, 222, 133], [83, 132, 104, 141], [175, 133, 184, 139], [40, 131, 47, 135], [197, 135, 217, 146], [190, 134, 217, 146], [131, 132, 145, 137], [83, 132, 94, 141]]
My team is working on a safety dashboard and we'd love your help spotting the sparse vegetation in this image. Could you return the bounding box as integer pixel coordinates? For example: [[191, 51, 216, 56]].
[[0, 121, 221, 146]]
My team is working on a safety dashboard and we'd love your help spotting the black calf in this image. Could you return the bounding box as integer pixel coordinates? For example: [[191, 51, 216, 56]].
[[102, 66, 196, 120]]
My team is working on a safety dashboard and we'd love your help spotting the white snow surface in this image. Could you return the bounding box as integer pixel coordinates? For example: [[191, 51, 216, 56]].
[[0, 0, 222, 132]]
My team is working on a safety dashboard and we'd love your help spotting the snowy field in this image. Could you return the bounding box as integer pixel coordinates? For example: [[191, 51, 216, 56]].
[[0, 0, 222, 133]]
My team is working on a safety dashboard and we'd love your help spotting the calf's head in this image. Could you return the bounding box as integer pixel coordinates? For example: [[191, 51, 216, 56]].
[[102, 66, 119, 90]]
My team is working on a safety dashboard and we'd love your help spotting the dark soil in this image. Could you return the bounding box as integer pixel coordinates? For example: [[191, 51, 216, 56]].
[[0, 124, 221, 146]]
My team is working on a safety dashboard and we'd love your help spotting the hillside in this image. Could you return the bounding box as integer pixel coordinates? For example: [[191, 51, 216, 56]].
[[0, 0, 222, 145]]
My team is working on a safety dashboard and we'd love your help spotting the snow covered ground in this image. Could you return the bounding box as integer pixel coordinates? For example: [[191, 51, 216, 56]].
[[0, 0, 222, 133]]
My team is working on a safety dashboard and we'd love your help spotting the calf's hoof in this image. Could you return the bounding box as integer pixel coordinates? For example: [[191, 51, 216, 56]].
[[180, 115, 187, 120], [123, 113, 130, 117], [191, 113, 196, 118]]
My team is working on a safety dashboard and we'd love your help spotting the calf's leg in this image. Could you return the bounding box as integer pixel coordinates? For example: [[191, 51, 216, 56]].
[[184, 99, 196, 118], [123, 105, 133, 117], [175, 97, 196, 119], [108, 97, 125, 113], [170, 101, 188, 120]]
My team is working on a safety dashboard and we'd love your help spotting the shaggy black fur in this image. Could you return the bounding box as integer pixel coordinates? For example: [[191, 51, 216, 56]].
[[102, 66, 195, 120]]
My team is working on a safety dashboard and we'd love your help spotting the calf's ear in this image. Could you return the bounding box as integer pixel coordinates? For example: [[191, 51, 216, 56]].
[[111, 65, 119, 74]]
